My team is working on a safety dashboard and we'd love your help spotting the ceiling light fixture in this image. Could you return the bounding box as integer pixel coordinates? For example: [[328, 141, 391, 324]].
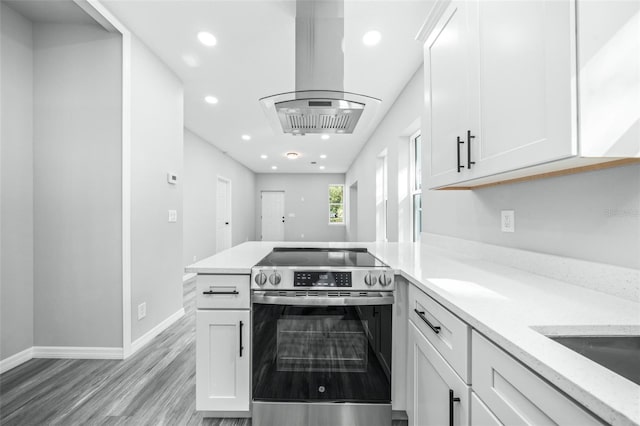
[[286, 152, 299, 159], [320, 154, 327, 159], [271, 166, 278, 170], [197, 31, 217, 47], [321, 134, 330, 140], [363, 30, 382, 46], [260, 154, 268, 159], [241, 134, 251, 141], [204, 96, 218, 104]]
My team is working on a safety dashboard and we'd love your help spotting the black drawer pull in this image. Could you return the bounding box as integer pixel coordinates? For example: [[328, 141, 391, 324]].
[[456, 136, 465, 172], [202, 290, 239, 295], [467, 130, 476, 169], [449, 389, 461, 426], [414, 309, 441, 334], [239, 321, 244, 357]]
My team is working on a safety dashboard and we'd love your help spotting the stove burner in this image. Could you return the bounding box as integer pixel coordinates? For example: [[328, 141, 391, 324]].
[[254, 248, 386, 268]]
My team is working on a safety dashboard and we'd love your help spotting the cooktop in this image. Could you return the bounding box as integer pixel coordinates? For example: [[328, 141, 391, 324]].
[[254, 247, 387, 268]]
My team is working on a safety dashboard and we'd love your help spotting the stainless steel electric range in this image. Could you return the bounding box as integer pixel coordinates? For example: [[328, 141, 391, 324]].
[[250, 248, 394, 426]]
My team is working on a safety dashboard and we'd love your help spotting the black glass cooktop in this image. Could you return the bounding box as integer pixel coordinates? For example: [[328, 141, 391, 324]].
[[255, 248, 387, 268]]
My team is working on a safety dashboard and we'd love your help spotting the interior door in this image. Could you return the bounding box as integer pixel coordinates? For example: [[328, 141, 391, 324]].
[[261, 191, 285, 241], [216, 177, 232, 252]]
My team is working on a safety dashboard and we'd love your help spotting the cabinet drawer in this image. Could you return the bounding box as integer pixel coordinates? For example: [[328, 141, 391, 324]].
[[408, 284, 470, 383], [472, 332, 602, 425], [196, 274, 250, 309], [471, 392, 502, 426]]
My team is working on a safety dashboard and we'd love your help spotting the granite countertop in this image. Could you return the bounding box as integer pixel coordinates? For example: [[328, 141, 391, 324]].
[[186, 241, 640, 425]]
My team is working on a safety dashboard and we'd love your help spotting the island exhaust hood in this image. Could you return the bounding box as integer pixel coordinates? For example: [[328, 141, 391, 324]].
[[259, 0, 381, 135]]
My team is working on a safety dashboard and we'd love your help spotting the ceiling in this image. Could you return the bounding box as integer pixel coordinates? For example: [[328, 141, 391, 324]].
[[101, 0, 432, 173]]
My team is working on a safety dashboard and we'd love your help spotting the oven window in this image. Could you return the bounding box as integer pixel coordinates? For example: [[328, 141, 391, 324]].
[[253, 304, 392, 403], [277, 316, 368, 372]]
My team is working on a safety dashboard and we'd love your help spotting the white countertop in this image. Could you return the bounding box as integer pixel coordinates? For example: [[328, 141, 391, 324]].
[[186, 241, 640, 425]]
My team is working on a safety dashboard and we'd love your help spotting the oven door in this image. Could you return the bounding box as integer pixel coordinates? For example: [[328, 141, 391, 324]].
[[252, 291, 393, 404]]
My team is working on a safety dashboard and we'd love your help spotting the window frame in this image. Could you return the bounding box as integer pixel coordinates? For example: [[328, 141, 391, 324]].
[[328, 184, 345, 225], [410, 131, 422, 242]]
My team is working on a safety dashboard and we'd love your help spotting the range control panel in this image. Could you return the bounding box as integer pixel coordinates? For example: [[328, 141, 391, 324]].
[[294, 271, 352, 287]]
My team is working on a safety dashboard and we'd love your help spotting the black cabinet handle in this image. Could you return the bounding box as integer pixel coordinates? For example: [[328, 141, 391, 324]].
[[449, 389, 460, 426], [225, 222, 229, 225], [202, 290, 239, 295], [239, 320, 244, 357], [414, 309, 441, 334], [467, 130, 476, 169], [456, 136, 465, 172]]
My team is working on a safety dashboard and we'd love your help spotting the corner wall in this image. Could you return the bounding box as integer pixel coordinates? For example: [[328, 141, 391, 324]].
[[255, 174, 346, 242], [33, 22, 123, 348], [129, 36, 184, 342], [183, 129, 256, 266], [1, 2, 35, 360]]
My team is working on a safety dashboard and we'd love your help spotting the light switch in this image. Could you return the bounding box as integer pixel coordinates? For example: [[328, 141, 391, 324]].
[[168, 210, 177, 222]]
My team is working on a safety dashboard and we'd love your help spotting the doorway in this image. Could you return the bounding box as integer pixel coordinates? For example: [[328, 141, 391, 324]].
[[261, 191, 285, 241], [216, 176, 232, 252]]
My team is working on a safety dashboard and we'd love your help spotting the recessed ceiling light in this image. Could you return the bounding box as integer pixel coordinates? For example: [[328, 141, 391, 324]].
[[286, 152, 299, 159], [241, 134, 251, 141], [320, 154, 327, 159], [321, 134, 330, 140], [363, 30, 382, 46], [319, 166, 326, 170], [197, 31, 217, 47], [271, 166, 278, 170], [260, 154, 268, 159], [204, 95, 218, 104]]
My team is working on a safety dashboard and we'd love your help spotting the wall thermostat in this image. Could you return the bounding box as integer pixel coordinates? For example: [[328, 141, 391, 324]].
[[167, 173, 178, 185]]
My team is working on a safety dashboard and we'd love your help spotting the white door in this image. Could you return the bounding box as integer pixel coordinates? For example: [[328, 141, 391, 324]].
[[407, 322, 469, 426], [216, 177, 232, 252], [261, 191, 285, 241], [196, 310, 250, 411]]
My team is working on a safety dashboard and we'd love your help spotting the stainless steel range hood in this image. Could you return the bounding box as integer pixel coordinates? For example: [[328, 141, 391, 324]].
[[259, 0, 381, 135]]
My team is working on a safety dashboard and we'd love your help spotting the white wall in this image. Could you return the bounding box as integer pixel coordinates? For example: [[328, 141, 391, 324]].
[[346, 67, 423, 242], [183, 129, 256, 266], [255, 174, 346, 242], [33, 22, 123, 347], [129, 36, 184, 342], [349, 64, 640, 269], [423, 164, 640, 269], [1, 3, 34, 360]]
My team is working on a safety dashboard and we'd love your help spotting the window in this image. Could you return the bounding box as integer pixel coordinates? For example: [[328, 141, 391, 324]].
[[410, 132, 422, 242], [329, 184, 344, 224]]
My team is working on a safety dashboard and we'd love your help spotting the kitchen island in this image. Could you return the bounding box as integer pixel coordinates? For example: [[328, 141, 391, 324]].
[[186, 239, 640, 425]]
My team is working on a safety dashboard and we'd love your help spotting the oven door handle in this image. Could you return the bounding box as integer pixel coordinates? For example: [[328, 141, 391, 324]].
[[251, 291, 394, 306]]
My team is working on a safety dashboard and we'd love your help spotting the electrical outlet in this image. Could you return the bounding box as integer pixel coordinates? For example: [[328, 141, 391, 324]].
[[138, 302, 146, 320], [192, 255, 197, 262], [168, 210, 177, 222], [501, 210, 515, 232]]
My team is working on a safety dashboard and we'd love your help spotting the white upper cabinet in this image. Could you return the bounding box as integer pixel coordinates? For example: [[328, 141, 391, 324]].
[[419, 0, 640, 189]]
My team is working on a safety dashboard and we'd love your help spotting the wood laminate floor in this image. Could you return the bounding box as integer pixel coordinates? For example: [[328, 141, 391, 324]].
[[0, 280, 407, 426]]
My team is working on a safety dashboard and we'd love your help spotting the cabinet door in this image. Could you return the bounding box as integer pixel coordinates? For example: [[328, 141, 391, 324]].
[[471, 0, 577, 177], [423, 0, 479, 189], [196, 310, 250, 412], [407, 321, 469, 426]]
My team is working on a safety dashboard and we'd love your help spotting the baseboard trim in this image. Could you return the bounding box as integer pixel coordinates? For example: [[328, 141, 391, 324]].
[[130, 307, 185, 356], [0, 347, 34, 374], [32, 346, 123, 359]]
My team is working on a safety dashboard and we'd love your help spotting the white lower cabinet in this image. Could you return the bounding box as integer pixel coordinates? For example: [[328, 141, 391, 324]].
[[196, 310, 250, 412], [407, 321, 470, 426], [472, 331, 601, 425]]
